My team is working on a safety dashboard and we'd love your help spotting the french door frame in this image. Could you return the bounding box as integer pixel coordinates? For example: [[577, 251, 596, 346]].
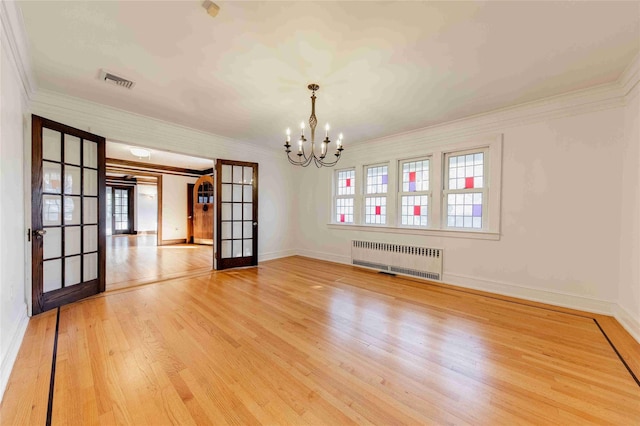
[[215, 159, 258, 269], [31, 115, 106, 315]]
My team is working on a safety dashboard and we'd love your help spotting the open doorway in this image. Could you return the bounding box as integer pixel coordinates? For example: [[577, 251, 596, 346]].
[[105, 142, 214, 290]]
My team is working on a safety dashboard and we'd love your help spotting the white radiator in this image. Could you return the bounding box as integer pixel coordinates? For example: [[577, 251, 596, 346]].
[[351, 240, 443, 281]]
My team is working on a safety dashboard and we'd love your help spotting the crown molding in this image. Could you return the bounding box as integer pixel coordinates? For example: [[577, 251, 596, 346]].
[[0, 0, 36, 99], [30, 89, 283, 160], [619, 52, 640, 97], [346, 51, 640, 154], [347, 79, 626, 156]]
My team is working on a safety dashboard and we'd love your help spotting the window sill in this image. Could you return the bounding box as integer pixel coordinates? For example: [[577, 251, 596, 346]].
[[326, 223, 500, 240]]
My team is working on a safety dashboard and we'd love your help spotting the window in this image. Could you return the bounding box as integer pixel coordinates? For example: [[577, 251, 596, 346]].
[[444, 149, 487, 229], [399, 158, 430, 227], [365, 164, 388, 224], [329, 134, 501, 238], [335, 168, 355, 223]]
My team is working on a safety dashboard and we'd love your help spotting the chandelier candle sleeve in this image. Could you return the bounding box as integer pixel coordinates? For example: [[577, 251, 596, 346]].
[[281, 84, 345, 168]]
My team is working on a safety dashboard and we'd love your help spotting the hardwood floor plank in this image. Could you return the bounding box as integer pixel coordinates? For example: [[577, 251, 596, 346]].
[[0, 310, 56, 426], [2, 256, 639, 425]]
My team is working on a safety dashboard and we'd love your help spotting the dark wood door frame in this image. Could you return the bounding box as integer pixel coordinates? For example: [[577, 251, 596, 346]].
[[187, 183, 194, 243], [215, 159, 258, 270], [107, 185, 135, 234], [31, 115, 106, 315]]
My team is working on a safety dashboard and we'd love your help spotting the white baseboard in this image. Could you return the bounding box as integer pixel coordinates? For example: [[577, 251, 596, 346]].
[[0, 306, 29, 403], [259, 249, 298, 262], [295, 248, 618, 315], [614, 304, 640, 344], [296, 248, 351, 265], [443, 272, 616, 316]]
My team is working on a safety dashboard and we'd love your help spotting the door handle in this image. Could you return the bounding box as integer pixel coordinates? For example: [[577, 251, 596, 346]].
[[33, 229, 47, 238], [253, 222, 257, 226]]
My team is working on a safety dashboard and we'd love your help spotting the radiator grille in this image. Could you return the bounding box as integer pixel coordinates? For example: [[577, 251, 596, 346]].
[[351, 240, 443, 281]]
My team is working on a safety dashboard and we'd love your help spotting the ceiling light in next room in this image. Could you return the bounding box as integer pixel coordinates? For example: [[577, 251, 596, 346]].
[[130, 148, 151, 159], [202, 0, 220, 18]]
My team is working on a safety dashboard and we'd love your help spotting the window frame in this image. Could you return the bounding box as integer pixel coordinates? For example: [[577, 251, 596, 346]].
[[363, 162, 389, 226], [443, 147, 489, 231], [328, 133, 502, 240], [333, 167, 356, 224], [397, 156, 432, 228]]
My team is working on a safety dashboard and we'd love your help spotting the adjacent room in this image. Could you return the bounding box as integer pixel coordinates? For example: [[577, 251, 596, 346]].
[[1, 1, 639, 424], [105, 142, 215, 290]]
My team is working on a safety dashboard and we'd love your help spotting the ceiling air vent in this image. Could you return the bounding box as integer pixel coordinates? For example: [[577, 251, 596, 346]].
[[98, 69, 135, 89]]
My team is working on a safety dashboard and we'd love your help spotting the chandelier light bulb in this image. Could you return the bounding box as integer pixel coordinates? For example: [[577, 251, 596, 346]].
[[286, 128, 290, 142]]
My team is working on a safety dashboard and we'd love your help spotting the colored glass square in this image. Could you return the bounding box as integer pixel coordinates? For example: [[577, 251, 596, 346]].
[[465, 177, 474, 188], [340, 214, 345, 222], [473, 204, 482, 217], [381, 175, 388, 184], [346, 178, 351, 187], [409, 182, 416, 192], [375, 206, 381, 215], [409, 171, 416, 182], [413, 205, 421, 216]]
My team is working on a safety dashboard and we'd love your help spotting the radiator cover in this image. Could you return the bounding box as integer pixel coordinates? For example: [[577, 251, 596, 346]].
[[351, 240, 443, 281]]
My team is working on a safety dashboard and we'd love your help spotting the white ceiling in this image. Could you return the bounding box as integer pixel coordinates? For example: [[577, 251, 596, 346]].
[[19, 1, 640, 148], [107, 141, 213, 170]]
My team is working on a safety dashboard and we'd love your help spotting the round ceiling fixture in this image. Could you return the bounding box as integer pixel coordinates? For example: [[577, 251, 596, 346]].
[[130, 147, 151, 159]]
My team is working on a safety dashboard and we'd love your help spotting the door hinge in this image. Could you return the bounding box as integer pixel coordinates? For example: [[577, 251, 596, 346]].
[[27, 228, 31, 242]]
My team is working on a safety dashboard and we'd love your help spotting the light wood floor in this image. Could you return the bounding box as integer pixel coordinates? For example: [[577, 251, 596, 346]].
[[2, 256, 639, 425], [107, 235, 213, 291]]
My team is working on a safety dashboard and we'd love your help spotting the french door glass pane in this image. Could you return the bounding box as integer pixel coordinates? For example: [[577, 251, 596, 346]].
[[43, 162, 61, 193], [243, 239, 252, 256], [221, 240, 231, 258], [84, 169, 97, 196], [222, 164, 232, 183], [221, 203, 231, 220], [64, 135, 81, 165], [43, 227, 62, 259], [83, 253, 98, 281], [65, 226, 81, 256], [42, 129, 61, 161], [233, 240, 242, 257], [64, 166, 81, 195], [64, 196, 81, 225], [221, 222, 231, 239], [43, 259, 62, 292], [65, 256, 81, 286], [83, 139, 97, 168], [233, 166, 242, 183], [83, 225, 98, 252], [83, 198, 97, 224], [43, 195, 62, 226]]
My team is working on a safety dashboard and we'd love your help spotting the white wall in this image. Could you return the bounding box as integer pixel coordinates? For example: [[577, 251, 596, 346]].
[[0, 14, 30, 400], [136, 184, 157, 233], [162, 175, 196, 241], [618, 85, 640, 340], [295, 101, 627, 315]]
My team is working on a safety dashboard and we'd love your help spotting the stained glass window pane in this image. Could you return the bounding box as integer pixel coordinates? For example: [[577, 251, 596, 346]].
[[448, 152, 484, 189], [401, 195, 428, 227], [366, 166, 388, 194], [446, 191, 482, 229], [401, 159, 429, 192], [336, 198, 354, 223], [365, 197, 386, 224], [337, 169, 355, 196]]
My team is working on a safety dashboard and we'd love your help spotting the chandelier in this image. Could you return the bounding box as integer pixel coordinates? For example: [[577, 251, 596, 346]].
[[283, 84, 344, 167]]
